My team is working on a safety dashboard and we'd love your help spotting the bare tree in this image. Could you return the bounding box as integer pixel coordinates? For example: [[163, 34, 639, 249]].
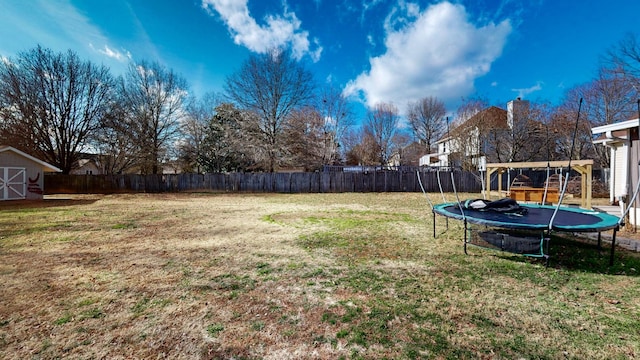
[[342, 128, 364, 165], [605, 33, 640, 93], [558, 70, 637, 167], [178, 92, 222, 173], [364, 102, 399, 165], [94, 102, 139, 174], [283, 106, 326, 170], [0, 46, 114, 173], [564, 68, 637, 129], [550, 99, 596, 162], [113, 61, 188, 174], [388, 130, 414, 166], [317, 85, 355, 164], [508, 101, 549, 163], [343, 128, 381, 166], [224, 48, 315, 172], [406, 96, 446, 152]]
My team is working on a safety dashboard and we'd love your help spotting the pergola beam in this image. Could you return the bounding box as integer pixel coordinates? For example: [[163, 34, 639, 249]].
[[487, 160, 593, 169]]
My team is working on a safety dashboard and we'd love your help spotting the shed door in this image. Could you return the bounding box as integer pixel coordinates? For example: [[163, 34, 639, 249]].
[[0, 167, 26, 200]]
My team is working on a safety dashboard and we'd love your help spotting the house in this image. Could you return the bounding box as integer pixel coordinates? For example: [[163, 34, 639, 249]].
[[591, 118, 640, 224], [420, 100, 520, 170], [70, 158, 103, 175], [388, 142, 429, 167], [0, 145, 62, 200]]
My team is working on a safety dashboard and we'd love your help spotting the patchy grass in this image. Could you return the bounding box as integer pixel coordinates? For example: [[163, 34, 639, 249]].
[[0, 193, 639, 359]]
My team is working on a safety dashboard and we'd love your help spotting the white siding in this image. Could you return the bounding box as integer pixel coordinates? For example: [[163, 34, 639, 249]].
[[613, 144, 627, 198]]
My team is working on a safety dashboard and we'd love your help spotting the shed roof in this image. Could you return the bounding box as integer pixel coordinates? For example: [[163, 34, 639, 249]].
[[0, 146, 62, 172]]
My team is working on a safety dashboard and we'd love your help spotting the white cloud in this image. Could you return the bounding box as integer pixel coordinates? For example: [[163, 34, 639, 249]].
[[366, 34, 375, 47], [511, 81, 543, 98], [201, 0, 322, 61], [361, 0, 384, 23], [344, 2, 511, 113], [0, 0, 137, 75], [90, 43, 131, 62]]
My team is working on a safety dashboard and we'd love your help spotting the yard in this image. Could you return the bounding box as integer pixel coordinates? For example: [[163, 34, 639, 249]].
[[0, 193, 639, 359]]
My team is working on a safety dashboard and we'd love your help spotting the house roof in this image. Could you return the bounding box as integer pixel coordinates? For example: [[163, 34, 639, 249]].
[[437, 106, 508, 143], [0, 145, 62, 172], [591, 118, 640, 134], [591, 118, 640, 145]]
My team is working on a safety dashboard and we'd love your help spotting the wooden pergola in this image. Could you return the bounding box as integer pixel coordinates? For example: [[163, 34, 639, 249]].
[[484, 160, 594, 209]]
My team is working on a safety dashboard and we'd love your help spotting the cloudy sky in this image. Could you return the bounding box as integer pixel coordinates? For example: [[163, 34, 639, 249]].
[[1, 0, 638, 117]]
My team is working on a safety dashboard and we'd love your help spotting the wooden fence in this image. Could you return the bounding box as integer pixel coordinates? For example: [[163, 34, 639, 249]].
[[44, 170, 484, 194]]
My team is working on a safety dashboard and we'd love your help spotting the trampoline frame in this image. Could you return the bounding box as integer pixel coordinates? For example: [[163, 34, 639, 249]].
[[432, 202, 621, 266]]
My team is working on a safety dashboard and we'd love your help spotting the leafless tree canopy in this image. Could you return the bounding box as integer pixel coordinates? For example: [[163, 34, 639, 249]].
[[283, 106, 326, 170], [549, 100, 595, 163], [111, 60, 188, 174], [178, 93, 221, 173], [0, 46, 114, 173], [6, 34, 640, 175], [317, 85, 355, 164], [364, 102, 399, 165], [224, 48, 315, 171], [406, 96, 446, 152], [605, 33, 640, 92], [389, 130, 417, 166], [343, 128, 381, 166], [508, 102, 549, 163], [553, 35, 640, 168]]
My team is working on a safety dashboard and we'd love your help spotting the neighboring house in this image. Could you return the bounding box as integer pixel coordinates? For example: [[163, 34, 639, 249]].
[[161, 161, 182, 174], [0, 145, 62, 200], [70, 158, 103, 175], [591, 118, 640, 225], [388, 142, 429, 167], [420, 100, 521, 170]]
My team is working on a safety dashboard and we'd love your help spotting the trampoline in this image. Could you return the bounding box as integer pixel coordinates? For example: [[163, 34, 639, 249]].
[[432, 200, 621, 265]]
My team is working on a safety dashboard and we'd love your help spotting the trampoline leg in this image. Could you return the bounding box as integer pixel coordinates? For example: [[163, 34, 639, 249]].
[[463, 220, 468, 255], [597, 232, 602, 251], [543, 232, 550, 267], [432, 211, 436, 238], [610, 228, 618, 266]]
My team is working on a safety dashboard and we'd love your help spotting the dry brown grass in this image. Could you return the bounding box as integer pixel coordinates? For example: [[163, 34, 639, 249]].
[[0, 193, 638, 359]]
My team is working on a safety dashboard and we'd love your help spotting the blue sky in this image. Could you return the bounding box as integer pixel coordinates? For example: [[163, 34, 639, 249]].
[[1, 0, 639, 117]]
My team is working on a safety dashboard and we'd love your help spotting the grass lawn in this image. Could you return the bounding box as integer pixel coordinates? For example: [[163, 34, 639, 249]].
[[0, 193, 639, 359]]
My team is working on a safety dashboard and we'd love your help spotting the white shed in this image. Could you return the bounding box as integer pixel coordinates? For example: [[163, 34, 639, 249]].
[[591, 118, 640, 224], [0, 146, 62, 201]]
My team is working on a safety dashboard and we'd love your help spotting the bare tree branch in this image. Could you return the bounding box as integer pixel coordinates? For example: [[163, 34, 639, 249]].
[[406, 96, 446, 152], [0, 46, 114, 173], [224, 48, 315, 171]]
